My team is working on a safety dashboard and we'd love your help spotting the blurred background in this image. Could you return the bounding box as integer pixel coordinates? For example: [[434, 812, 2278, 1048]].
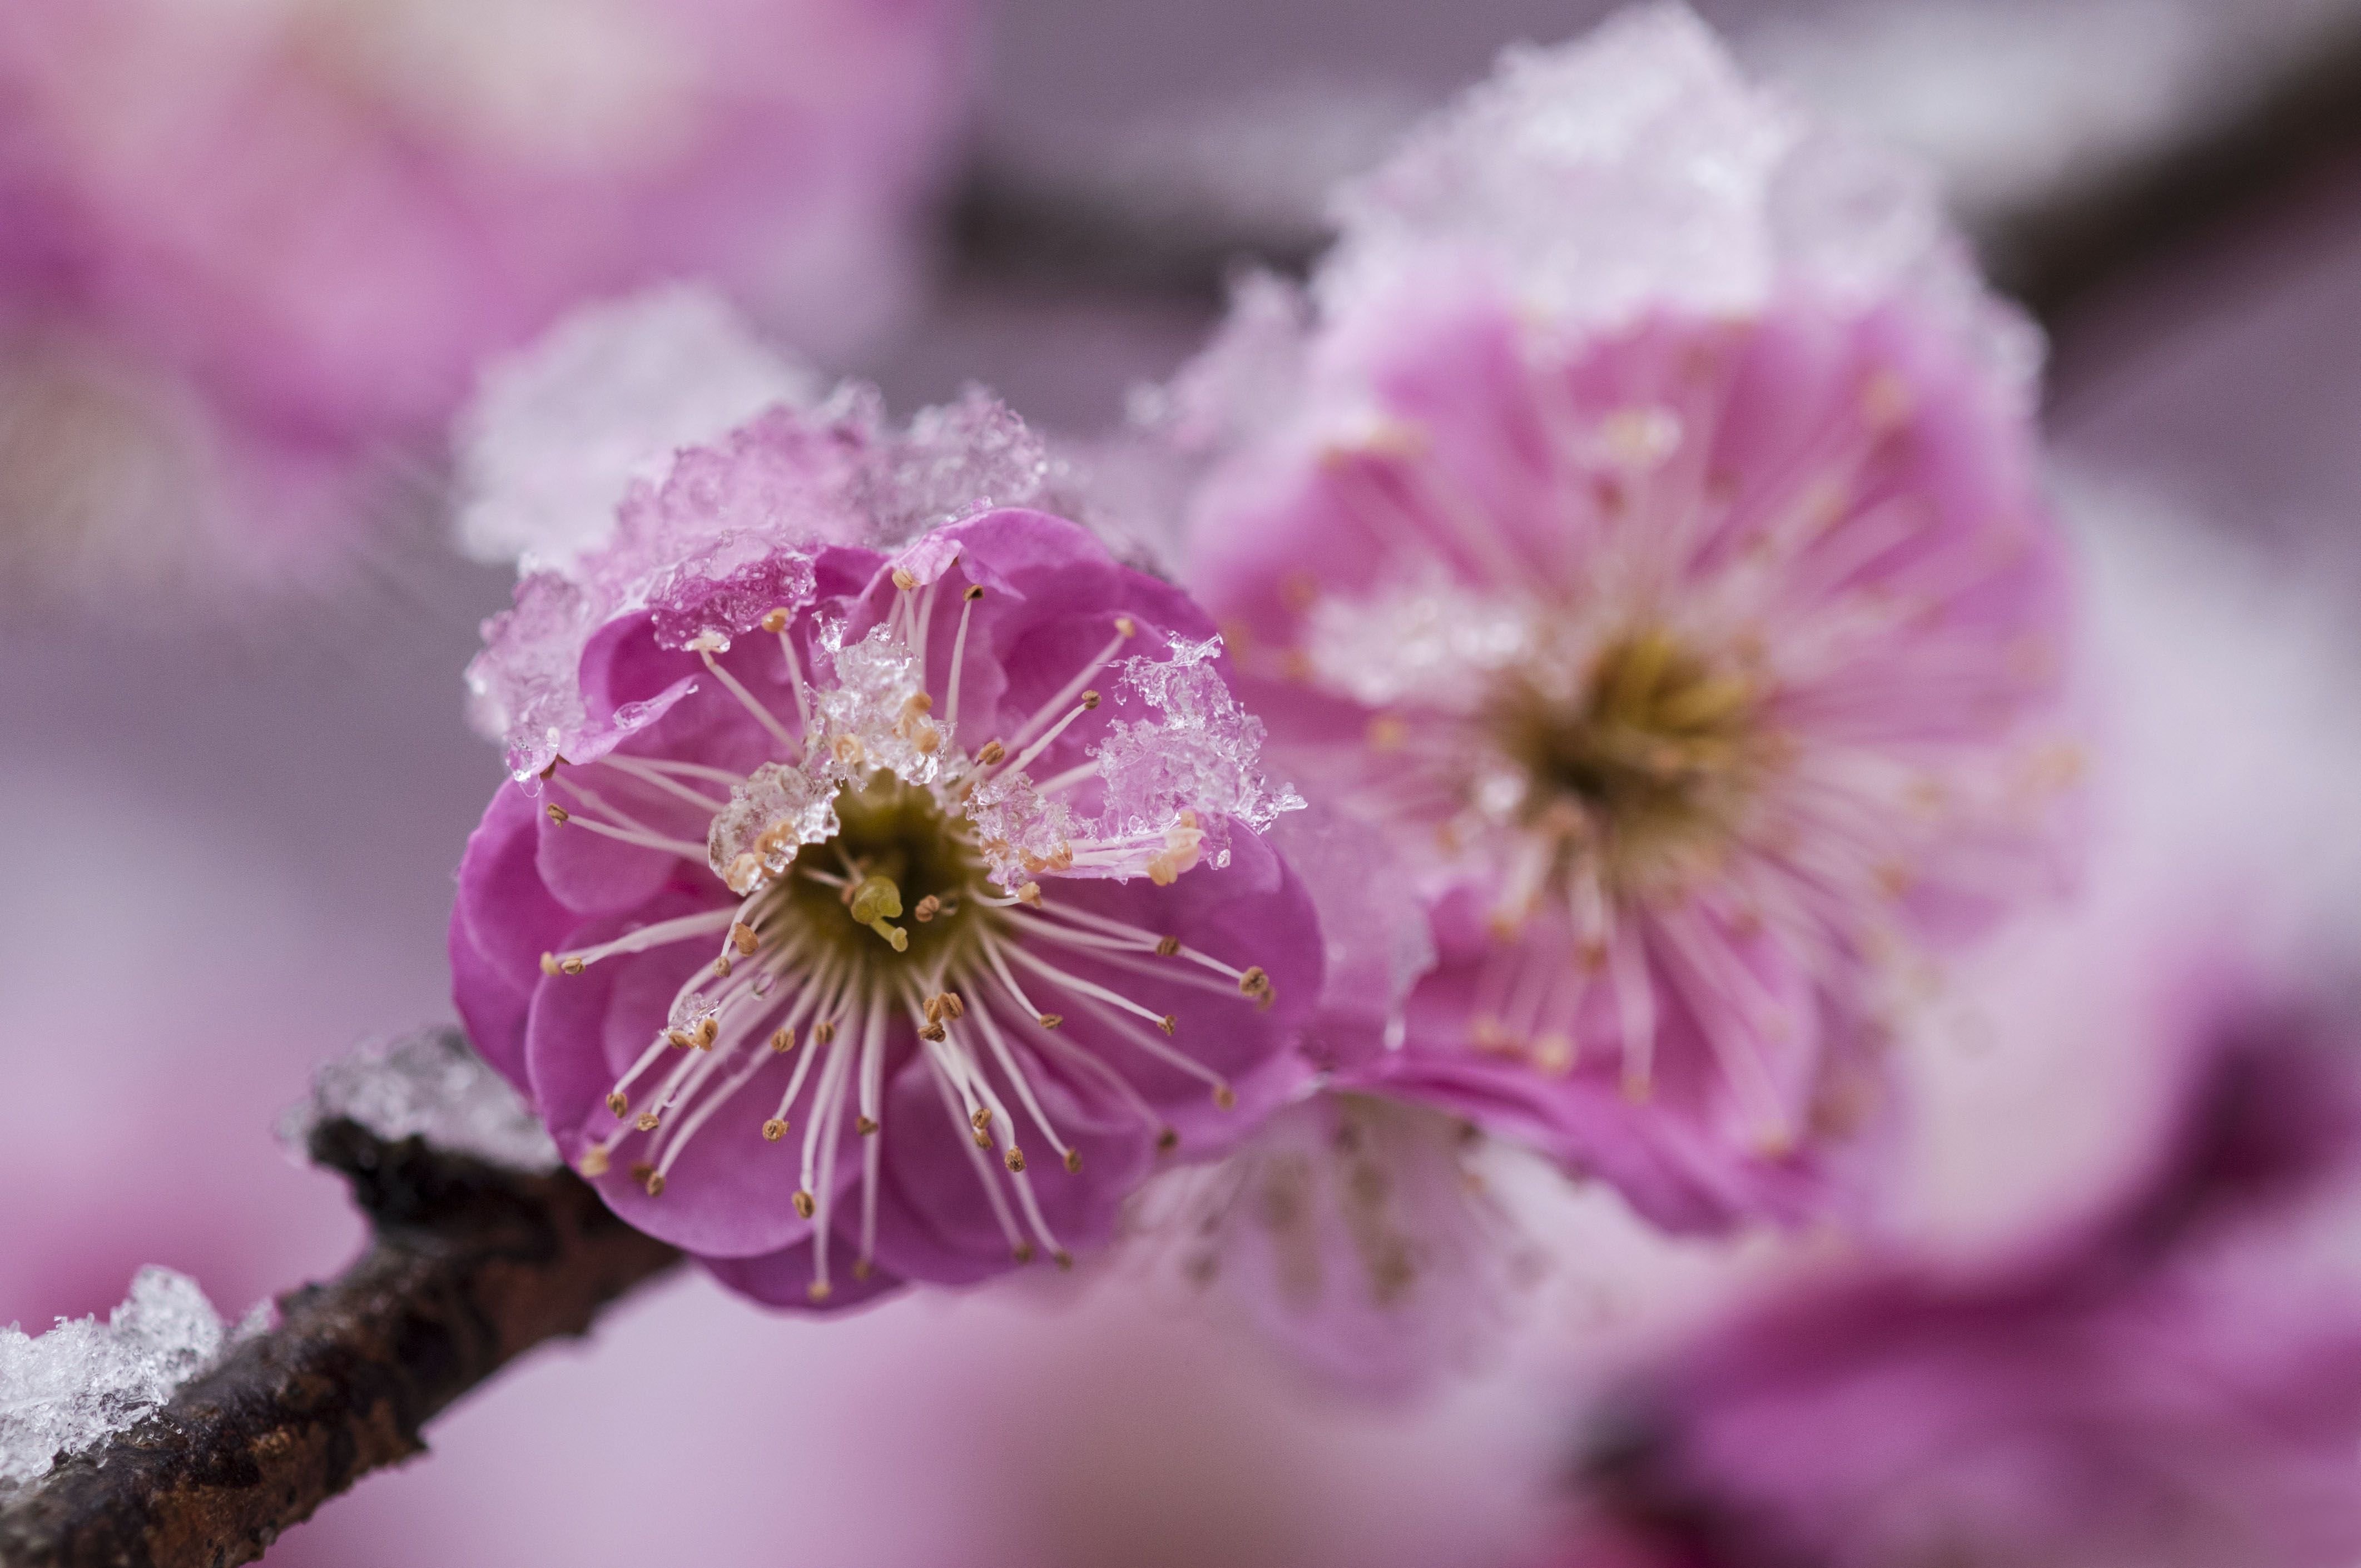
[[3, 0, 2359, 1562]]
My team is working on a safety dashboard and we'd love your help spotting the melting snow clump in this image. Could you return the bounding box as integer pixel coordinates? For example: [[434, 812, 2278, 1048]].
[[289, 1026, 561, 1172], [0, 1267, 226, 1488]]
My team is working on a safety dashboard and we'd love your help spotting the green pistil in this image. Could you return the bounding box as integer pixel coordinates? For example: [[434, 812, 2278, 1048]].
[[847, 874, 910, 951]]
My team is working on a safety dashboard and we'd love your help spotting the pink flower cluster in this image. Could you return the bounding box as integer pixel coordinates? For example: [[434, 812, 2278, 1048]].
[[448, 6, 2085, 1341], [0, 0, 974, 584], [1128, 2, 2078, 1382]]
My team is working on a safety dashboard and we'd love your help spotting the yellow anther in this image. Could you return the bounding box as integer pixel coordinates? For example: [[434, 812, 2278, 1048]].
[[1016, 882, 1041, 908], [792, 1190, 816, 1219], [913, 895, 941, 923], [713, 956, 733, 979], [731, 922, 760, 955], [606, 1091, 629, 1118], [1154, 935, 1180, 957], [770, 1028, 796, 1053], [1036, 1013, 1063, 1030], [666, 1028, 692, 1050], [1212, 1084, 1237, 1111], [971, 1108, 994, 1133], [892, 567, 919, 591], [641, 1171, 665, 1198], [856, 1116, 879, 1136], [561, 956, 584, 976], [636, 1112, 661, 1133], [1063, 1149, 1083, 1174], [695, 1016, 719, 1049], [964, 584, 984, 602], [1157, 1014, 1178, 1036], [760, 608, 791, 633], [762, 1118, 788, 1142], [807, 1281, 832, 1302], [976, 740, 1006, 765], [1080, 689, 1101, 710], [1114, 616, 1135, 637], [578, 1146, 610, 1177], [1003, 1147, 1026, 1173], [814, 1021, 837, 1046], [540, 953, 561, 976], [545, 805, 570, 824]]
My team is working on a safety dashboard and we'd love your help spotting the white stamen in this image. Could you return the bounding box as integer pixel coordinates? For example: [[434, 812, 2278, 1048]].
[[1000, 623, 1132, 756], [700, 648, 800, 756], [945, 585, 983, 734]]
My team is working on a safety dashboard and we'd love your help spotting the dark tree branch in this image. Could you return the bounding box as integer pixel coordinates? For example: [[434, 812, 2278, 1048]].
[[0, 1122, 679, 1568], [945, 13, 2361, 332], [1983, 11, 2361, 326]]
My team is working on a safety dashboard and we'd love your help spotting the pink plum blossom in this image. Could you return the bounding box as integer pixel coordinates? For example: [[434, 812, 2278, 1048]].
[[1144, 1089, 1545, 1397], [453, 400, 1320, 1308], [1163, 6, 2080, 1237], [0, 0, 975, 587], [1576, 995, 2361, 1568]]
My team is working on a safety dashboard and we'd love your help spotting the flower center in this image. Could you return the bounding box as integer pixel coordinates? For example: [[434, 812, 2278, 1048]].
[[762, 771, 997, 978], [1486, 628, 1758, 885]]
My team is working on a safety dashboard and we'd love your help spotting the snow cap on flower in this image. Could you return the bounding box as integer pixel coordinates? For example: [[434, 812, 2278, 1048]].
[[455, 286, 822, 574], [452, 411, 1323, 1308], [1320, 1, 2036, 394], [0, 0, 977, 588], [465, 377, 1055, 782], [1580, 996, 2361, 1568], [1160, 3, 2079, 1234]]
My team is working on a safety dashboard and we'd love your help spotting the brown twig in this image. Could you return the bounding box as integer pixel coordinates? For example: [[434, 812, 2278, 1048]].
[[0, 1120, 679, 1568], [1984, 10, 2361, 327]]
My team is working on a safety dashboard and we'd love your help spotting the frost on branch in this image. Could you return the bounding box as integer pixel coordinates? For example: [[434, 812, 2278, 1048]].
[[0, 1268, 226, 1489], [286, 1026, 559, 1173]]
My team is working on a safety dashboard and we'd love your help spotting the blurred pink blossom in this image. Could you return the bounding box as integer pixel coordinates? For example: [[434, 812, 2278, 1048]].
[[1162, 6, 2079, 1240], [1576, 993, 2361, 1568], [0, 0, 976, 588]]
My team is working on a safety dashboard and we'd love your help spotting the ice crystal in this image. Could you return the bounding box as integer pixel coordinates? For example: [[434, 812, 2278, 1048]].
[[708, 763, 843, 895], [857, 385, 1053, 545], [289, 1027, 559, 1172], [464, 572, 598, 783], [1321, 2, 2037, 396], [1301, 580, 1537, 710], [1094, 637, 1304, 862], [815, 625, 955, 787], [456, 285, 820, 574], [965, 769, 1082, 889], [0, 1268, 225, 1488]]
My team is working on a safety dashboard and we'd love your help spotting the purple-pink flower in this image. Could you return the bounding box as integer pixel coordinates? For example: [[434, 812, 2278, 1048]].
[[0, 0, 974, 584], [1578, 995, 2361, 1568], [1163, 8, 2079, 1235], [453, 403, 1321, 1308], [1149, 1089, 1541, 1396]]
